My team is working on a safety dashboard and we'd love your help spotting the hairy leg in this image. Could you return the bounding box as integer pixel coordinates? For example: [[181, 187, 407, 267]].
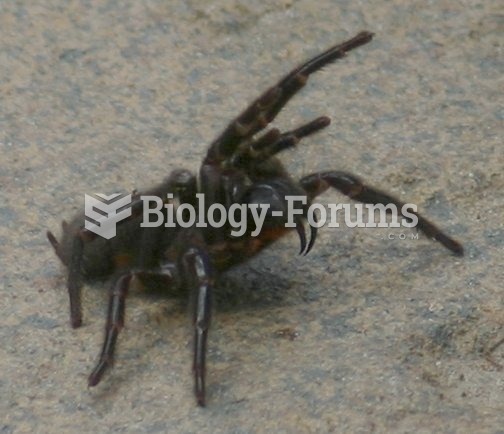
[[300, 171, 463, 255], [205, 32, 373, 164]]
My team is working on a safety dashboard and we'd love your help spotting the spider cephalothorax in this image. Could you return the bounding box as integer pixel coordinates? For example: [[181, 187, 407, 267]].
[[47, 32, 463, 406]]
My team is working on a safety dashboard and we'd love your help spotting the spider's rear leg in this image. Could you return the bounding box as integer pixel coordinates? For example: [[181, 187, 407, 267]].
[[49, 213, 136, 328], [88, 273, 131, 387], [300, 171, 464, 255], [66, 235, 85, 327], [205, 31, 373, 164], [47, 228, 87, 328], [47, 194, 141, 328], [88, 269, 177, 387], [48, 217, 85, 326]]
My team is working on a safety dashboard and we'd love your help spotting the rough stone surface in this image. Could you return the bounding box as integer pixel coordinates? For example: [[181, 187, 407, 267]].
[[1, 1, 502, 433]]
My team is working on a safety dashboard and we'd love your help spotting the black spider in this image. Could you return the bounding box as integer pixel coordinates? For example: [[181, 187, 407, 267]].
[[47, 31, 463, 406]]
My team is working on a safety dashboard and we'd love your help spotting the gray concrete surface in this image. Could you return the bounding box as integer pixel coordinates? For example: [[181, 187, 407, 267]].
[[1, 1, 502, 433]]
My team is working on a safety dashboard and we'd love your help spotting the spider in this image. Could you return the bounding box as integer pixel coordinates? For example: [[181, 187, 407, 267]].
[[47, 31, 463, 407]]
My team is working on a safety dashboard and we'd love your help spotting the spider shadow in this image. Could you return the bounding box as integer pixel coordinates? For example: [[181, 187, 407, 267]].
[[213, 264, 294, 313], [127, 259, 295, 316]]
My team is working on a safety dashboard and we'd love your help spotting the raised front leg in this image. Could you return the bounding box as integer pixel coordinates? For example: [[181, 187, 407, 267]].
[[300, 171, 464, 255], [230, 116, 331, 170], [205, 31, 374, 164]]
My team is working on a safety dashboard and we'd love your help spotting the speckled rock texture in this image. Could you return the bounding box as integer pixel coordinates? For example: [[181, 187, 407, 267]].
[[1, 1, 502, 433]]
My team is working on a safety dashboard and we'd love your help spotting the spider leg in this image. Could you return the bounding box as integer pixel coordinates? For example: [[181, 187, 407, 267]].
[[47, 229, 66, 264], [67, 235, 85, 327], [231, 116, 331, 169], [88, 269, 177, 387], [47, 230, 59, 251], [205, 31, 373, 164], [88, 273, 131, 387], [300, 171, 464, 256], [181, 247, 214, 407], [47, 223, 88, 328]]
